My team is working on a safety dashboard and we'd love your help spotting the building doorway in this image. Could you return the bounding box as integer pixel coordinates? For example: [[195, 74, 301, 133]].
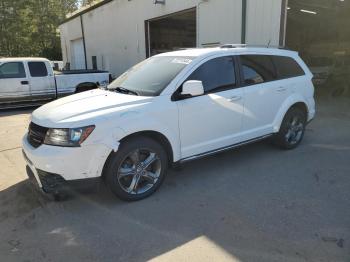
[[145, 8, 196, 57], [286, 0, 350, 99]]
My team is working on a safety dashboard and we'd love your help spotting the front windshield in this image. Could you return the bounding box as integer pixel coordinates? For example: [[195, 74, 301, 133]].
[[109, 56, 194, 96]]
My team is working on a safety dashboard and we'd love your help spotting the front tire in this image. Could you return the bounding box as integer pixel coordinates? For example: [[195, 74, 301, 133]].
[[273, 107, 307, 150], [105, 137, 168, 201]]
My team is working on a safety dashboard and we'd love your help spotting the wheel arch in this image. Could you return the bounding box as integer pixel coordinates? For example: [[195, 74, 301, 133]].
[[290, 102, 308, 117], [273, 96, 309, 133], [75, 82, 98, 93], [119, 131, 174, 164], [101, 130, 176, 179]]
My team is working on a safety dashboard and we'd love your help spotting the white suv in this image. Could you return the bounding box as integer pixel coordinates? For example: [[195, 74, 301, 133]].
[[22, 46, 316, 201]]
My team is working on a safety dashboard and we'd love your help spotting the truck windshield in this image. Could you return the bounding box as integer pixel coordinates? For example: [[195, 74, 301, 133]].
[[108, 56, 194, 96]]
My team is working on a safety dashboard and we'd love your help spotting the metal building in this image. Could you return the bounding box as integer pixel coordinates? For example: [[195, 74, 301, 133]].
[[59, 0, 286, 77]]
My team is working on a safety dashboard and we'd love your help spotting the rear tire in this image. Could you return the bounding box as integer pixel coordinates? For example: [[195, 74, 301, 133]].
[[105, 137, 168, 201], [273, 107, 307, 150]]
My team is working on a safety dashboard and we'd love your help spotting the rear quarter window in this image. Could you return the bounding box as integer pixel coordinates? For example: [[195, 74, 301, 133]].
[[272, 56, 305, 79]]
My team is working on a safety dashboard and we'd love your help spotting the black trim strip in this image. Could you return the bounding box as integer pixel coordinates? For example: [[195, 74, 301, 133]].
[[241, 0, 247, 44], [180, 134, 272, 163], [80, 15, 88, 70], [279, 0, 288, 47]]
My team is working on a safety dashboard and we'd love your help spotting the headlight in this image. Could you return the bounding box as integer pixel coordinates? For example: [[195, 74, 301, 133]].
[[44, 126, 95, 147]]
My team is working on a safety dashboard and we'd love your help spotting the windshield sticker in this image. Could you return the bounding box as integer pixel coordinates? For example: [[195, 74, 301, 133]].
[[171, 58, 192, 65]]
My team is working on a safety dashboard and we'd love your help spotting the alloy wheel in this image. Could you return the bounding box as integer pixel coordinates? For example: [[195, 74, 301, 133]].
[[285, 116, 304, 145], [117, 148, 161, 195]]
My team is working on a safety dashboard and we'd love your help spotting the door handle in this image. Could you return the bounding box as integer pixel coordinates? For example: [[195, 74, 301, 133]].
[[228, 96, 242, 102], [21, 81, 29, 85], [276, 87, 287, 92]]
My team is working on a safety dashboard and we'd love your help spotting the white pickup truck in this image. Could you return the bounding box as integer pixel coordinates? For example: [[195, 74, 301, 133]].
[[0, 57, 110, 108]]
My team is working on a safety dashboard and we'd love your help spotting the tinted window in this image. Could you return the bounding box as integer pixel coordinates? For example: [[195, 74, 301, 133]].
[[0, 62, 26, 79], [28, 62, 48, 77], [186, 56, 236, 93], [272, 56, 305, 79], [240, 55, 277, 85]]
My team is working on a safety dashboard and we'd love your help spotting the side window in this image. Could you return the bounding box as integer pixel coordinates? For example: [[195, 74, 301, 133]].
[[272, 56, 305, 79], [240, 55, 277, 85], [186, 56, 236, 93], [0, 62, 26, 79], [28, 62, 48, 77]]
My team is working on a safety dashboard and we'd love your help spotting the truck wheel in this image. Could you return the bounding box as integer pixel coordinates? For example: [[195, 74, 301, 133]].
[[273, 107, 307, 150], [105, 137, 168, 201]]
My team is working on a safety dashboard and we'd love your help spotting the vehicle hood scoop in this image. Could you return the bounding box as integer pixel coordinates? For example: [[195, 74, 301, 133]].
[[32, 89, 152, 127]]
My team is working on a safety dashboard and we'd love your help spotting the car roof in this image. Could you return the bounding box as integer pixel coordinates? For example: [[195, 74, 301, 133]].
[[0, 57, 50, 63], [156, 46, 298, 59]]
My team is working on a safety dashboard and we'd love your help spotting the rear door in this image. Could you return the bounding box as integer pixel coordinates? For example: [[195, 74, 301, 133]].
[[239, 55, 290, 139], [176, 56, 245, 159], [0, 62, 30, 104], [28, 61, 56, 101]]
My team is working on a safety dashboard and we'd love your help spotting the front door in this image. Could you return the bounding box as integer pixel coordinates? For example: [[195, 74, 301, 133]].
[[0, 62, 31, 104], [176, 56, 244, 159]]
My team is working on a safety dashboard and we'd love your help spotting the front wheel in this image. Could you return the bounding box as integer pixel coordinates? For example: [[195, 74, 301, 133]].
[[105, 137, 168, 201], [273, 107, 307, 150]]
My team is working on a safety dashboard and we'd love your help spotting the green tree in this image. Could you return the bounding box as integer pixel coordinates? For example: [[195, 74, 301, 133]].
[[0, 0, 79, 59]]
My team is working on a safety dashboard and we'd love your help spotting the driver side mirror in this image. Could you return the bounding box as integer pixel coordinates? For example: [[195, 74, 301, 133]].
[[181, 80, 204, 97]]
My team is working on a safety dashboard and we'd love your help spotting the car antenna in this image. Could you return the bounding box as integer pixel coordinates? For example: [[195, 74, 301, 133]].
[[267, 39, 271, 48]]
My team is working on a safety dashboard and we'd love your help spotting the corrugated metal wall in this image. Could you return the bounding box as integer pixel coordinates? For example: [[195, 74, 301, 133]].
[[60, 0, 283, 77], [246, 0, 282, 46]]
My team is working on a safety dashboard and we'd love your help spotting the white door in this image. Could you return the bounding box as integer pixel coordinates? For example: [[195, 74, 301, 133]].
[[176, 56, 244, 159], [71, 38, 86, 70], [239, 55, 291, 140], [27, 61, 56, 100], [0, 62, 31, 104]]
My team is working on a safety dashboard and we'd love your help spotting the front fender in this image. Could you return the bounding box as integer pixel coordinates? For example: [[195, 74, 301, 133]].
[[87, 126, 125, 152], [115, 115, 180, 162]]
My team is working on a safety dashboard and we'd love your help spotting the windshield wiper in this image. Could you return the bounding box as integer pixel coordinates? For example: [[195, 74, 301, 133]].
[[115, 87, 139, 96]]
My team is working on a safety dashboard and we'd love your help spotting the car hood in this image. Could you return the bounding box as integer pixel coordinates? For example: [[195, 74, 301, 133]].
[[32, 89, 153, 127]]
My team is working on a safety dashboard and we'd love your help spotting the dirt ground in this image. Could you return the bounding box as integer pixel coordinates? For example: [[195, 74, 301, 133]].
[[0, 97, 349, 262]]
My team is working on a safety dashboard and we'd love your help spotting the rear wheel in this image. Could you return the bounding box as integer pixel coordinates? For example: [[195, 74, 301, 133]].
[[273, 107, 307, 150], [105, 137, 168, 201]]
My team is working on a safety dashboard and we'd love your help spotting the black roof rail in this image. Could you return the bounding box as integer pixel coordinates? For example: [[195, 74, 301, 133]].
[[251, 44, 291, 50], [220, 43, 291, 50], [220, 44, 247, 49]]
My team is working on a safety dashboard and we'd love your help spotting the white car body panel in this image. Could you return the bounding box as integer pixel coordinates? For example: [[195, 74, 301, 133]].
[[178, 88, 244, 158], [55, 72, 109, 96], [22, 47, 316, 186], [241, 79, 291, 141]]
